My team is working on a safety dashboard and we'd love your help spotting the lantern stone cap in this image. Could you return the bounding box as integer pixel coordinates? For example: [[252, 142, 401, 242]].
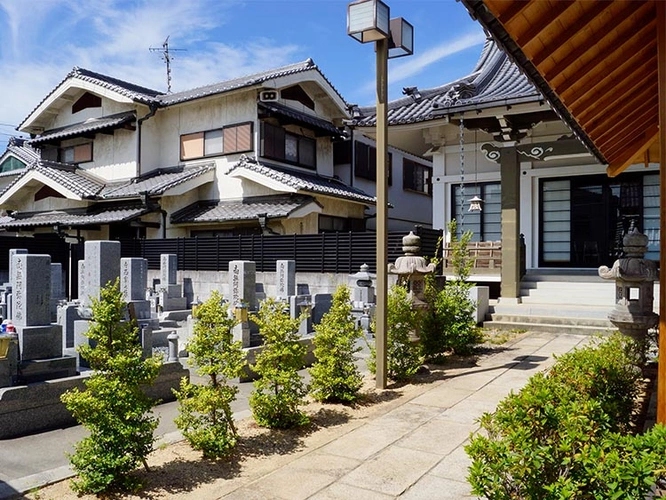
[[402, 231, 421, 255], [622, 227, 648, 257]]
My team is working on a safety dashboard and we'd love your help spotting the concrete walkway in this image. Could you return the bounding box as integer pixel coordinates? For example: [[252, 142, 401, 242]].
[[0, 331, 589, 499]]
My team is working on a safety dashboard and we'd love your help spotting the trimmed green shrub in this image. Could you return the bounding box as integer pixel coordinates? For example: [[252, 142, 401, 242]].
[[549, 333, 643, 432], [369, 284, 422, 381], [173, 290, 245, 458], [420, 220, 483, 361], [61, 279, 161, 493], [309, 285, 363, 403], [249, 297, 309, 428], [466, 334, 664, 500]]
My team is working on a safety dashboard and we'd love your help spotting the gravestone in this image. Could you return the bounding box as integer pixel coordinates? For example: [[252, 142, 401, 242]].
[[8, 249, 28, 287], [78, 260, 86, 302], [6, 248, 28, 321], [157, 254, 186, 311], [50, 263, 64, 321], [161, 254, 178, 285], [121, 258, 151, 320], [83, 240, 120, 306], [276, 260, 296, 299], [229, 260, 256, 310], [12, 254, 63, 360]]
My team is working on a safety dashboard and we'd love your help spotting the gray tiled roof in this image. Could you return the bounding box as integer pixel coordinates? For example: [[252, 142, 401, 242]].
[[0, 161, 213, 203], [4, 137, 39, 165], [355, 38, 540, 127], [100, 163, 215, 199], [228, 156, 375, 205], [21, 59, 347, 132], [159, 59, 346, 107], [258, 101, 343, 137], [171, 194, 318, 224], [0, 161, 105, 200], [0, 203, 151, 229], [29, 112, 136, 145], [18, 68, 161, 129]]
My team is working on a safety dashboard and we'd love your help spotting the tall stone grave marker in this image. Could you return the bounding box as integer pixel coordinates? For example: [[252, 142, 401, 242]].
[[78, 260, 86, 302], [157, 254, 187, 311], [6, 248, 28, 321], [161, 254, 177, 285], [50, 263, 64, 321], [83, 240, 121, 306], [276, 260, 296, 300], [229, 260, 256, 310], [12, 254, 63, 360], [121, 258, 151, 320]]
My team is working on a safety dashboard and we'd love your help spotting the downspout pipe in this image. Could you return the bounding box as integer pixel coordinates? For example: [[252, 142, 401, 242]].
[[142, 191, 168, 239], [136, 103, 159, 177]]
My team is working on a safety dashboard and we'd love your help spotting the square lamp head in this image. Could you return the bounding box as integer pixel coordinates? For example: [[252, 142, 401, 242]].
[[347, 0, 390, 43], [388, 17, 414, 58]]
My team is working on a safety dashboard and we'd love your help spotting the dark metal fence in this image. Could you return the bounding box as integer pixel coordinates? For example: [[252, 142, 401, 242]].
[[120, 227, 443, 273]]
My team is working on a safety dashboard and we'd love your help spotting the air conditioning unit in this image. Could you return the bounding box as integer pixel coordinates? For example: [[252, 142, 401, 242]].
[[259, 90, 279, 102]]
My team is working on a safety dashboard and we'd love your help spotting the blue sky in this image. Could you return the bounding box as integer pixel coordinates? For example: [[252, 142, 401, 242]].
[[0, 0, 486, 142]]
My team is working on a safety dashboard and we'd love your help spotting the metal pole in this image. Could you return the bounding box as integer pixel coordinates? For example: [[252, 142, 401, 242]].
[[375, 37, 389, 389]]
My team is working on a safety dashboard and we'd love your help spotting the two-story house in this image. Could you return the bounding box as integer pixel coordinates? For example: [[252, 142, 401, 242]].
[[0, 59, 375, 241]]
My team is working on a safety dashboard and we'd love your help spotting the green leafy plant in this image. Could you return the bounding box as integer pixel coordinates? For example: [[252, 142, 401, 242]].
[[309, 285, 363, 403], [61, 279, 161, 493], [420, 219, 482, 361], [173, 290, 245, 458], [369, 284, 422, 381], [466, 333, 663, 499], [249, 297, 309, 428]]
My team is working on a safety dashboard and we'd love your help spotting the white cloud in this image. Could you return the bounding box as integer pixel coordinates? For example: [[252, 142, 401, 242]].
[[0, 0, 301, 129], [354, 30, 487, 102]]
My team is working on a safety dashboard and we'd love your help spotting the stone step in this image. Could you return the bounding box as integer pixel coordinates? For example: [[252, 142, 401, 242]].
[[489, 313, 613, 328], [519, 294, 615, 306], [490, 303, 614, 320], [483, 320, 615, 336]]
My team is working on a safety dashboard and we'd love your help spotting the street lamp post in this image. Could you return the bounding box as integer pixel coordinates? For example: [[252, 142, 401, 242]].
[[347, 0, 413, 389]]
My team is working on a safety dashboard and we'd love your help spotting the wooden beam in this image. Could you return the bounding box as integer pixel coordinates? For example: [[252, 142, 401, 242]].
[[493, 0, 530, 26], [543, 1, 652, 83], [567, 43, 657, 112], [515, 1, 575, 47], [658, 0, 666, 425], [558, 20, 656, 100], [606, 130, 658, 177], [532, 1, 614, 68], [586, 84, 657, 138], [577, 65, 657, 125]]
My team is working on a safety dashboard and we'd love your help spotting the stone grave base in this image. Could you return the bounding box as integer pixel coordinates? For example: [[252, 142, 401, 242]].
[[0, 360, 188, 439], [19, 356, 77, 384], [17, 324, 62, 361], [239, 336, 315, 382]]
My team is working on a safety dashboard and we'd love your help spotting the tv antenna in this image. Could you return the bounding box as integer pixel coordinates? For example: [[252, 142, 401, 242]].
[[149, 36, 186, 93]]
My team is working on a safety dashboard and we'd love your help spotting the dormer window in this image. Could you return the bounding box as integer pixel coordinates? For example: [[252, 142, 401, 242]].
[[72, 92, 102, 114], [0, 156, 26, 173]]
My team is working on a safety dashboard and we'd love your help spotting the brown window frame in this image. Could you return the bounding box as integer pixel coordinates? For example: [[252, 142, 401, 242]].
[[180, 122, 253, 161], [261, 121, 317, 169], [59, 142, 93, 164]]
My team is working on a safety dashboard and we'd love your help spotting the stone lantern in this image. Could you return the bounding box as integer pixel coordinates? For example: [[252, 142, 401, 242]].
[[598, 227, 658, 343], [388, 231, 436, 308]]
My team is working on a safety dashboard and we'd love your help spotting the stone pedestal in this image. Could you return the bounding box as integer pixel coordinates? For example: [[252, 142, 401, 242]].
[[16, 324, 63, 360]]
